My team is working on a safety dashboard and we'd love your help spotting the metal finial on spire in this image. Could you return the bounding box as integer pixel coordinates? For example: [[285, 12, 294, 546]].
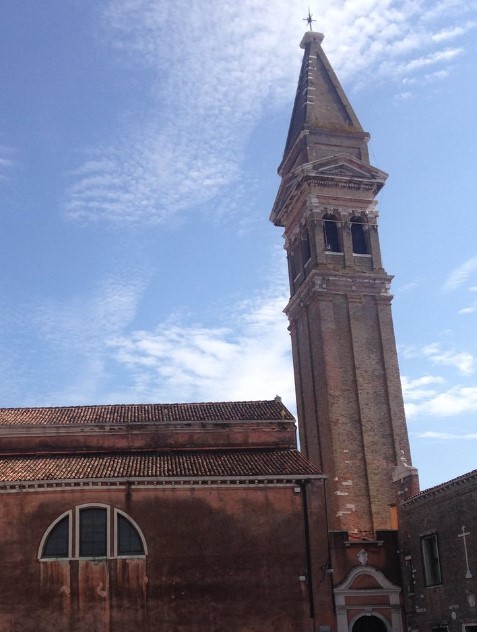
[[303, 7, 316, 31]]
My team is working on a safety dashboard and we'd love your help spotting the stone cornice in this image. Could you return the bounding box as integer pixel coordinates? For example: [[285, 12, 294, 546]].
[[285, 269, 393, 319], [271, 172, 383, 229], [0, 475, 325, 494]]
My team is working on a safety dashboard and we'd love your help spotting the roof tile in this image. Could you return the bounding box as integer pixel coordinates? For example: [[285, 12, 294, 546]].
[[0, 449, 321, 483], [0, 400, 294, 426]]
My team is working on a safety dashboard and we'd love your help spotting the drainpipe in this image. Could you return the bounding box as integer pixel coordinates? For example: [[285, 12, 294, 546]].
[[300, 479, 315, 619], [323, 477, 337, 615]]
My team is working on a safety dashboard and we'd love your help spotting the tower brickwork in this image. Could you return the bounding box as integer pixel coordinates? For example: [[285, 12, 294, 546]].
[[271, 32, 417, 537]]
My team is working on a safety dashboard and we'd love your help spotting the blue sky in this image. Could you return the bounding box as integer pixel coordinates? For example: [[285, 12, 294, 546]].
[[1, 0, 476, 489]]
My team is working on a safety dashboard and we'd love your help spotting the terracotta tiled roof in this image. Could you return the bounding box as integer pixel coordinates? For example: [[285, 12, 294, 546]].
[[0, 400, 294, 426], [0, 449, 321, 483]]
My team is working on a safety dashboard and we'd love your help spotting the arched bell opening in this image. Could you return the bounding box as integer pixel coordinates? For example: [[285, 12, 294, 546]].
[[323, 213, 342, 252], [350, 215, 370, 255]]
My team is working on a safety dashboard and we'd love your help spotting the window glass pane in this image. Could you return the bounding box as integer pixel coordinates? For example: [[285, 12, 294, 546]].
[[42, 516, 69, 558], [118, 514, 144, 555], [404, 557, 415, 594], [323, 215, 341, 252], [421, 533, 442, 586], [80, 508, 107, 557], [351, 217, 369, 254]]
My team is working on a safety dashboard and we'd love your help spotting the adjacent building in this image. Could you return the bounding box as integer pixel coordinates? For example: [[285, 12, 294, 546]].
[[399, 470, 477, 632]]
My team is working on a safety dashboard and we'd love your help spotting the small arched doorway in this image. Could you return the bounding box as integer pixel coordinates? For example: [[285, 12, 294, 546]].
[[334, 566, 402, 632], [352, 615, 388, 632]]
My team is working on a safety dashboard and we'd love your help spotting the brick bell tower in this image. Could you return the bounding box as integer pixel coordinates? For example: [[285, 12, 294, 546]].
[[270, 32, 418, 538]]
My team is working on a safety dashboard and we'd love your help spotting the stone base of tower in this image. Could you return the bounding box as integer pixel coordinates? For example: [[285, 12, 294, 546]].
[[329, 531, 405, 632], [306, 479, 407, 632]]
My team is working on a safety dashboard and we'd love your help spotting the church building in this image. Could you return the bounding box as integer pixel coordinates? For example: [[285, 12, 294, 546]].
[[2, 28, 472, 632], [0, 400, 329, 630]]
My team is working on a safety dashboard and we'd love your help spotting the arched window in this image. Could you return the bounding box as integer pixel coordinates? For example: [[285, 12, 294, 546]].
[[350, 216, 369, 254], [41, 513, 70, 558], [323, 214, 341, 252], [39, 505, 146, 560], [117, 513, 145, 556]]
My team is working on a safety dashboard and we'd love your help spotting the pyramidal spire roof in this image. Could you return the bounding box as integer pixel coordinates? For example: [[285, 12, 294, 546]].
[[280, 32, 370, 174]]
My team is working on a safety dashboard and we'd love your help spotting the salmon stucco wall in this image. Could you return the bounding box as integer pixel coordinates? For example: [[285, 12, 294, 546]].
[[0, 483, 320, 632]]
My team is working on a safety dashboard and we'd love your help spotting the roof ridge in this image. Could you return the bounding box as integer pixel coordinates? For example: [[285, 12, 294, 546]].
[[1, 446, 297, 459], [404, 467, 477, 503], [0, 399, 283, 412], [0, 400, 295, 427]]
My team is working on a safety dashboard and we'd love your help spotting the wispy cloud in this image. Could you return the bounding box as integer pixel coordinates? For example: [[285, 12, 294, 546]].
[[402, 343, 475, 375], [0, 144, 16, 181], [63, 0, 477, 225], [457, 285, 477, 315], [108, 285, 295, 405], [402, 375, 446, 401], [404, 47, 463, 71], [416, 430, 477, 440], [65, 1, 298, 225], [424, 344, 474, 375], [396, 279, 421, 293], [0, 241, 294, 407], [432, 21, 477, 43], [402, 372, 477, 418], [0, 271, 150, 406], [443, 256, 477, 291], [25, 274, 149, 405], [459, 305, 477, 315], [34, 275, 146, 351]]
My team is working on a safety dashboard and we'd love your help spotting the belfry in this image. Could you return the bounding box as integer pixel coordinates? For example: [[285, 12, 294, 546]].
[[270, 31, 419, 537]]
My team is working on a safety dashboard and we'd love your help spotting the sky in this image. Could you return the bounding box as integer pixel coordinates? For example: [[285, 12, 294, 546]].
[[0, 0, 477, 490]]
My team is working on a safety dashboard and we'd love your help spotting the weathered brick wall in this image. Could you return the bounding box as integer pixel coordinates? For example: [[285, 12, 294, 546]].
[[330, 530, 402, 587], [290, 281, 409, 536]]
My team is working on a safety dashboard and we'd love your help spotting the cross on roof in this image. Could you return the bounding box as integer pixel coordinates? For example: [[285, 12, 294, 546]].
[[303, 7, 316, 31], [458, 525, 473, 579]]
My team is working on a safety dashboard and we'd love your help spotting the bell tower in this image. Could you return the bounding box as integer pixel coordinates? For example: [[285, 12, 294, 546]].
[[271, 32, 418, 537]]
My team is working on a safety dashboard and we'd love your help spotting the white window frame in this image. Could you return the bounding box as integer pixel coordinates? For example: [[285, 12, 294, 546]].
[[39, 504, 147, 561], [114, 508, 148, 557], [37, 510, 73, 560], [75, 503, 111, 559]]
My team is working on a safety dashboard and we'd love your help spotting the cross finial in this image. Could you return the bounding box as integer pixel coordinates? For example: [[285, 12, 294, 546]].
[[303, 7, 316, 31]]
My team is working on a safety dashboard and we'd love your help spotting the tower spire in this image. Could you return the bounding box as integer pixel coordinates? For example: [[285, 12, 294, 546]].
[[280, 32, 369, 177]]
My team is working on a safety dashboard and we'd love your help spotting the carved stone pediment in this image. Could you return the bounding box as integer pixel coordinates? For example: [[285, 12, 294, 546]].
[[318, 163, 370, 178], [301, 154, 388, 182], [270, 154, 387, 227]]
